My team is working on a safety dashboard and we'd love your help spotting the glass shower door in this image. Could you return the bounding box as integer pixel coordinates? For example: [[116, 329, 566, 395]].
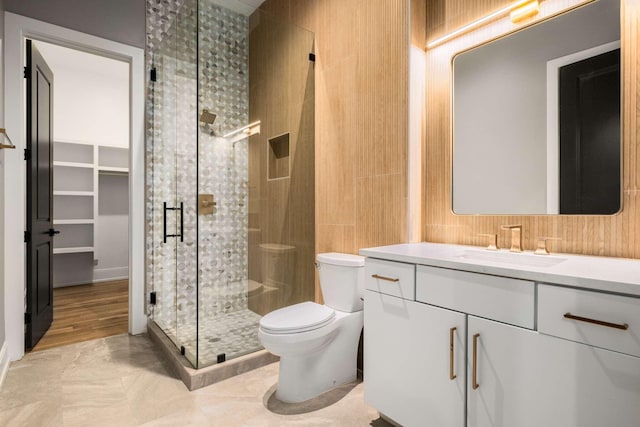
[[150, 0, 199, 367]]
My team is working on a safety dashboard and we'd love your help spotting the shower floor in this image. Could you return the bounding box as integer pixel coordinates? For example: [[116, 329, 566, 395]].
[[155, 308, 263, 367]]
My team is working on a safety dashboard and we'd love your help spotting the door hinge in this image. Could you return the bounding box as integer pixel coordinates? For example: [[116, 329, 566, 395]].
[[24, 231, 31, 243], [24, 149, 31, 161], [24, 312, 32, 324], [23, 66, 30, 79], [149, 291, 157, 305], [309, 53, 316, 62], [150, 68, 157, 82], [180, 346, 186, 356]]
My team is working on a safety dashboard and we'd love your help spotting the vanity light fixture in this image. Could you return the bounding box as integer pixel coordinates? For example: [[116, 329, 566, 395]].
[[426, 0, 541, 49], [510, 0, 540, 23]]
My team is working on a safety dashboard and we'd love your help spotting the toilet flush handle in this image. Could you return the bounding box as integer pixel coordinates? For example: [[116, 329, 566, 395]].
[[314, 261, 320, 269]]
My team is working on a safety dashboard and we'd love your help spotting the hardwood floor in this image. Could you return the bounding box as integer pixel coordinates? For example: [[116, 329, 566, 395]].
[[32, 279, 129, 352]]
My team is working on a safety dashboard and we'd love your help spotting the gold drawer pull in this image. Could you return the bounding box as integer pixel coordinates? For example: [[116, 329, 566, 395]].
[[563, 313, 629, 331], [371, 274, 399, 282], [472, 333, 480, 390], [449, 327, 457, 380]]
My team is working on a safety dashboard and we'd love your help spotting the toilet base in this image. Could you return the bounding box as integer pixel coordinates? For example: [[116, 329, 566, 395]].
[[274, 310, 364, 403]]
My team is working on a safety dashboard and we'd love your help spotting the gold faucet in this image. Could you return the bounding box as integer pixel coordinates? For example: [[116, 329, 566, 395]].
[[477, 233, 499, 250], [534, 237, 561, 255], [501, 224, 523, 252]]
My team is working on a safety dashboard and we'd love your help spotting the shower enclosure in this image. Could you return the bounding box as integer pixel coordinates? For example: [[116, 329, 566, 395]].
[[147, 0, 315, 369]]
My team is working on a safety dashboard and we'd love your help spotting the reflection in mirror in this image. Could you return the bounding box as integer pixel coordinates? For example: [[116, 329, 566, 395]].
[[452, 0, 620, 215]]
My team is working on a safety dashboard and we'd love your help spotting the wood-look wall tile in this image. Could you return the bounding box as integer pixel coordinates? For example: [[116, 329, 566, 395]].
[[259, 1, 413, 305], [258, 0, 291, 21], [317, 224, 356, 255], [315, 62, 357, 226], [356, 174, 407, 249]]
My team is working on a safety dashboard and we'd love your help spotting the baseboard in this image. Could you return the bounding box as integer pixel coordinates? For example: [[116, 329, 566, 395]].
[[93, 266, 129, 282], [0, 341, 10, 390], [53, 267, 129, 288]]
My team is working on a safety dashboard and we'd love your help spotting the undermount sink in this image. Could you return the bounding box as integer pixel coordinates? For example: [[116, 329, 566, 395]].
[[456, 249, 567, 268]]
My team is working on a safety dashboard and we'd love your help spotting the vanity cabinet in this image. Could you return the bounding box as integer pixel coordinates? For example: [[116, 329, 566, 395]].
[[364, 289, 466, 427], [363, 250, 640, 427], [468, 315, 640, 427]]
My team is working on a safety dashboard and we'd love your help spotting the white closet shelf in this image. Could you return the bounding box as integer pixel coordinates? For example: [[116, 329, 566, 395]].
[[53, 191, 94, 196], [98, 166, 129, 174], [54, 140, 95, 146], [53, 219, 95, 225], [53, 161, 94, 169], [53, 246, 94, 255]]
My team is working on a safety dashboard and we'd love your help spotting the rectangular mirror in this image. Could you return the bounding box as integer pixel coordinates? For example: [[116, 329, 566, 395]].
[[452, 0, 621, 215]]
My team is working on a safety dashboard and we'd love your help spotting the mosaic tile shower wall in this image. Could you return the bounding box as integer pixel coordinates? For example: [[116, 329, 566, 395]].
[[197, 1, 250, 327]]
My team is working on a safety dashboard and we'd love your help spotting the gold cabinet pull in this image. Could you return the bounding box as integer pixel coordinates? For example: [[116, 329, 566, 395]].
[[472, 333, 480, 390], [449, 327, 457, 380], [371, 274, 399, 282], [564, 313, 629, 331]]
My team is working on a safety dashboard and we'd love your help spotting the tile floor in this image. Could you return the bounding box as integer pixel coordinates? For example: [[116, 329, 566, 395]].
[[0, 334, 390, 427]]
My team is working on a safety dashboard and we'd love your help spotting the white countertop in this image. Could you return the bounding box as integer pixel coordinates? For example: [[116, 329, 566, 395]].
[[359, 242, 640, 297]]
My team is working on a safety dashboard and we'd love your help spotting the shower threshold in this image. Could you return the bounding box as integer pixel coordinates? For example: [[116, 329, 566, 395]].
[[147, 319, 279, 390]]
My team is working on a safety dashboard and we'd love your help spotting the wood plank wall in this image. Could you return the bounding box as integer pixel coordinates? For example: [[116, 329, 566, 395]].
[[423, 0, 640, 259], [259, 0, 416, 300]]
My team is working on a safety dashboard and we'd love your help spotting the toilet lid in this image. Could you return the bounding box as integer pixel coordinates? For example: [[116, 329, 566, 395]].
[[260, 302, 335, 334]]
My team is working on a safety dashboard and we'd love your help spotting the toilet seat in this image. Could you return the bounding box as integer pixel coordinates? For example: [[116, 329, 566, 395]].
[[260, 302, 335, 334]]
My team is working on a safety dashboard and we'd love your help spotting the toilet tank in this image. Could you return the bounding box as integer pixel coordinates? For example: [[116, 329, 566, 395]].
[[316, 253, 365, 312]]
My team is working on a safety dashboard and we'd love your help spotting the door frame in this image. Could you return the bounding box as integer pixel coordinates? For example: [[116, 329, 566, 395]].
[[545, 40, 620, 214], [3, 12, 146, 361]]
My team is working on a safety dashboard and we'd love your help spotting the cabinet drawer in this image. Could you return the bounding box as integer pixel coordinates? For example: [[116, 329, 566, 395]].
[[365, 258, 415, 300], [416, 265, 535, 329], [538, 285, 640, 357]]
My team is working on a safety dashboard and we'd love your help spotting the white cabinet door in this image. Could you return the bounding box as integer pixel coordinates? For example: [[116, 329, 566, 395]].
[[467, 316, 640, 427], [364, 290, 466, 427]]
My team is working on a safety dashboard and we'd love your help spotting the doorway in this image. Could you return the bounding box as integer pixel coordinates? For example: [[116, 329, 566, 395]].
[[25, 40, 131, 351], [4, 12, 145, 362]]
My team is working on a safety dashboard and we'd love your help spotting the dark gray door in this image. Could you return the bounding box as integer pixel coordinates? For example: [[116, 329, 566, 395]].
[[559, 48, 620, 214], [25, 40, 56, 350]]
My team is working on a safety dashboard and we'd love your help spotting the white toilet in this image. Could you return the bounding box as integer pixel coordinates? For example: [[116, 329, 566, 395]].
[[258, 252, 365, 403]]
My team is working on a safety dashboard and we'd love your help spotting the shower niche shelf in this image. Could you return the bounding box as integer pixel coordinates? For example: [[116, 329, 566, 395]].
[[268, 133, 290, 180]]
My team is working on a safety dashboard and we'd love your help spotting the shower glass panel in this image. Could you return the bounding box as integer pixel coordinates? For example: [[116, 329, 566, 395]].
[[150, 0, 199, 366], [149, 0, 315, 369]]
